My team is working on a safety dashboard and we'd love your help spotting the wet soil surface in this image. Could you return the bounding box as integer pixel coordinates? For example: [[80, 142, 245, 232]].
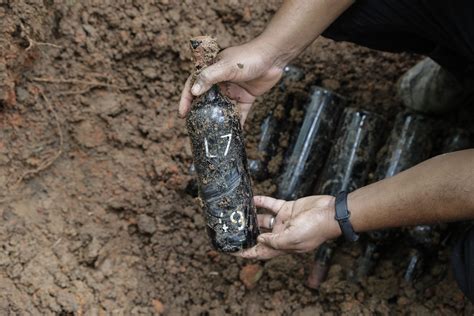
[[1, 1, 473, 315]]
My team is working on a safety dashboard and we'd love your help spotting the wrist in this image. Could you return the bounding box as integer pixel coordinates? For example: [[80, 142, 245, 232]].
[[324, 196, 343, 240], [252, 34, 297, 69]]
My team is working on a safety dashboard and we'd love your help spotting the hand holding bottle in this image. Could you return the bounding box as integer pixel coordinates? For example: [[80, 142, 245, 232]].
[[179, 38, 284, 125]]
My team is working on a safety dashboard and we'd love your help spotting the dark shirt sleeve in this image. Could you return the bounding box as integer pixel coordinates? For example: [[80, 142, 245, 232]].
[[451, 225, 474, 303]]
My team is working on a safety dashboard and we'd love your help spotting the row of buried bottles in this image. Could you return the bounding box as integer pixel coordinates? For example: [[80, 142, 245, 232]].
[[186, 65, 473, 286]]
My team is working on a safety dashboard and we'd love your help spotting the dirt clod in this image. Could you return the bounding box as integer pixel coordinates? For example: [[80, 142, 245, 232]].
[[137, 214, 157, 235], [240, 264, 264, 290], [152, 298, 165, 314]]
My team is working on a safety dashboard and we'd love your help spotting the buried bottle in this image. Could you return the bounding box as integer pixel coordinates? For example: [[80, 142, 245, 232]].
[[277, 87, 344, 200], [404, 248, 424, 282], [306, 108, 384, 288], [352, 242, 378, 281], [306, 243, 334, 289], [316, 108, 385, 196], [374, 112, 434, 179], [248, 65, 305, 180], [362, 112, 435, 279], [186, 36, 259, 252], [403, 128, 472, 281], [442, 128, 472, 153]]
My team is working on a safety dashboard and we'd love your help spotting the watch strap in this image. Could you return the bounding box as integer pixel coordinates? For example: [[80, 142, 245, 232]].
[[335, 191, 359, 242]]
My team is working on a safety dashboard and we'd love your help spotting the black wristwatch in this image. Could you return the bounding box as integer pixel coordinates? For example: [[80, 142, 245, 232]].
[[335, 191, 359, 242]]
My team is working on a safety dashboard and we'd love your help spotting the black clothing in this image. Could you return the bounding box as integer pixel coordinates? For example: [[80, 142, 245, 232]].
[[323, 0, 474, 79], [452, 226, 474, 302], [323, 0, 474, 302]]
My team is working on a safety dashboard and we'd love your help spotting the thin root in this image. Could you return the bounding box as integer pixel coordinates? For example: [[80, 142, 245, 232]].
[[55, 86, 94, 96], [14, 92, 64, 188], [20, 21, 63, 52], [31, 77, 131, 90]]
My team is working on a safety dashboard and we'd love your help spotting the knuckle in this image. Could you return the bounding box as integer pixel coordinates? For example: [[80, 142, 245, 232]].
[[289, 239, 301, 246], [197, 71, 211, 85], [269, 238, 281, 249]]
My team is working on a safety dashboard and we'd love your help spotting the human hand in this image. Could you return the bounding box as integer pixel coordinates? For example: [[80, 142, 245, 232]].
[[179, 38, 284, 125], [234, 195, 341, 260]]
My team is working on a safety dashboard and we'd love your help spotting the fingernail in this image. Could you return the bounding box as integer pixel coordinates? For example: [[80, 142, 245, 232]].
[[257, 236, 265, 243], [191, 83, 201, 95]]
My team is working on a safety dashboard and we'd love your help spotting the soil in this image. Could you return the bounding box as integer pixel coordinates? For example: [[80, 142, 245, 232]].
[[1, 1, 473, 315]]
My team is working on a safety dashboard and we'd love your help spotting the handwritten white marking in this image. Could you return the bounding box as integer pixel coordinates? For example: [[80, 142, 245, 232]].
[[221, 133, 232, 156], [230, 211, 245, 230], [204, 138, 217, 158]]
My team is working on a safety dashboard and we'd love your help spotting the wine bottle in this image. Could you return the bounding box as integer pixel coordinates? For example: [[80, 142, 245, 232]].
[[186, 36, 259, 252], [248, 66, 305, 180], [307, 108, 384, 288], [277, 87, 344, 200]]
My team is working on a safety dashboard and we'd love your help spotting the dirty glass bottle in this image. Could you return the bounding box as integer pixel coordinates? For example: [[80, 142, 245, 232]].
[[306, 242, 334, 289], [315, 108, 385, 196], [306, 108, 384, 288], [248, 66, 305, 180], [403, 128, 472, 281], [360, 112, 435, 279], [374, 112, 434, 179], [277, 87, 344, 200], [186, 36, 259, 252], [442, 128, 471, 153]]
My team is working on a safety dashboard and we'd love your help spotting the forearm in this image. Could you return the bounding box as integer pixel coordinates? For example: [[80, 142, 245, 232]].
[[256, 0, 355, 66], [345, 149, 474, 234]]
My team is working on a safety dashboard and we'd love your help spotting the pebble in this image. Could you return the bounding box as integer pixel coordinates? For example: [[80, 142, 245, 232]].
[[239, 264, 263, 290], [137, 214, 157, 234], [152, 299, 165, 314]]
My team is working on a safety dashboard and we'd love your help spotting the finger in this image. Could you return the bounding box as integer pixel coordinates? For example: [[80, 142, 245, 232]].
[[221, 82, 256, 104], [254, 196, 286, 215], [233, 243, 284, 260], [217, 82, 255, 126], [237, 101, 253, 126], [257, 214, 276, 230], [179, 75, 194, 118], [192, 60, 239, 96], [257, 231, 295, 250]]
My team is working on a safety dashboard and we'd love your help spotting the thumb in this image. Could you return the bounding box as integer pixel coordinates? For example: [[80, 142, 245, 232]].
[[258, 232, 287, 250], [192, 60, 238, 96]]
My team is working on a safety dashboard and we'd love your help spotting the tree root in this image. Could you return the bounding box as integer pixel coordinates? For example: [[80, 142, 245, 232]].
[[30, 77, 132, 91], [20, 21, 63, 52], [13, 91, 63, 188]]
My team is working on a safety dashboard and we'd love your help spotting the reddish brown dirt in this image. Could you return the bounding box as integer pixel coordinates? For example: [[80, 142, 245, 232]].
[[1, 1, 472, 315]]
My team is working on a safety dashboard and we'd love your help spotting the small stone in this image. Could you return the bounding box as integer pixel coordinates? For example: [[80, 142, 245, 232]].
[[16, 87, 29, 102], [82, 24, 97, 37], [242, 6, 252, 22], [239, 264, 263, 290], [207, 250, 220, 262], [152, 299, 165, 314], [137, 214, 156, 234], [82, 238, 101, 266], [142, 67, 159, 79]]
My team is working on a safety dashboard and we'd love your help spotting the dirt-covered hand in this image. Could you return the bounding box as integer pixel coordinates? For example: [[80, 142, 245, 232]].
[[179, 39, 284, 125], [234, 195, 342, 260]]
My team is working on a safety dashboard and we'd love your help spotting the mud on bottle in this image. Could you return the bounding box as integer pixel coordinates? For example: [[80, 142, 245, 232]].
[[277, 86, 344, 200], [248, 65, 305, 180], [186, 36, 259, 253], [306, 108, 384, 288]]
